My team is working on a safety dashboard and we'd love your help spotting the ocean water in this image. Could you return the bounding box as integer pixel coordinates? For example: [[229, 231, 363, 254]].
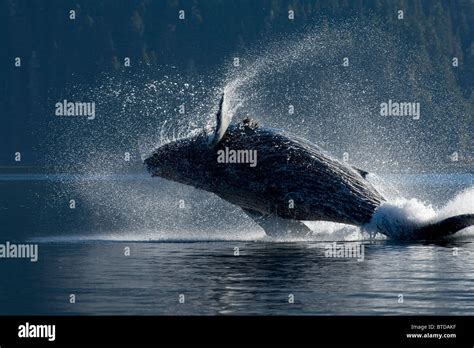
[[0, 173, 473, 315]]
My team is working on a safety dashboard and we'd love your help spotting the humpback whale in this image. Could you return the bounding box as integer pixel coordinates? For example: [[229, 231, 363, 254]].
[[144, 94, 473, 240]]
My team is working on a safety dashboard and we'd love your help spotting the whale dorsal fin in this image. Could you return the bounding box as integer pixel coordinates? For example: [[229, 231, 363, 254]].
[[353, 166, 369, 179], [208, 93, 231, 148], [238, 117, 259, 131]]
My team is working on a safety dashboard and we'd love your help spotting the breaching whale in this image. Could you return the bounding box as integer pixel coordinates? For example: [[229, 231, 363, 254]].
[[144, 93, 473, 240]]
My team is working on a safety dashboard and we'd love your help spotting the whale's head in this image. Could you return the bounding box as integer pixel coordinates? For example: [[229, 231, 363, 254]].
[[144, 131, 216, 188], [144, 93, 233, 189]]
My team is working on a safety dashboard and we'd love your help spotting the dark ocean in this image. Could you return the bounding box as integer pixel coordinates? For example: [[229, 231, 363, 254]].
[[0, 173, 472, 315]]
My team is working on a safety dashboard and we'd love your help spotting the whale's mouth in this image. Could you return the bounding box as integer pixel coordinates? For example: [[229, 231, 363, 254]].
[[143, 155, 161, 176], [144, 164, 166, 178], [143, 151, 177, 179]]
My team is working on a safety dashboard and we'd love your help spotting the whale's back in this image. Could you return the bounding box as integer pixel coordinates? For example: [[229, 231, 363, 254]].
[[210, 123, 384, 225]]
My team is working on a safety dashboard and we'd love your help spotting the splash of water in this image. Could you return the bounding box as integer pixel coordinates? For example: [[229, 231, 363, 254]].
[[41, 21, 472, 242], [365, 187, 474, 240]]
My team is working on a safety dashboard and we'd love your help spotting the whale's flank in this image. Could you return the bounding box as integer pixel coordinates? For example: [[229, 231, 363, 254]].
[[144, 93, 473, 240]]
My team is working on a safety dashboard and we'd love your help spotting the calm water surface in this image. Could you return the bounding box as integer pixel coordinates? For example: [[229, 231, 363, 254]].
[[0, 173, 472, 315]]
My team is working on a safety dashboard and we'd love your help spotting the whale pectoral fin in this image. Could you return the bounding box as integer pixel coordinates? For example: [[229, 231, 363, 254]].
[[412, 214, 474, 240], [242, 208, 312, 237], [208, 92, 231, 148]]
